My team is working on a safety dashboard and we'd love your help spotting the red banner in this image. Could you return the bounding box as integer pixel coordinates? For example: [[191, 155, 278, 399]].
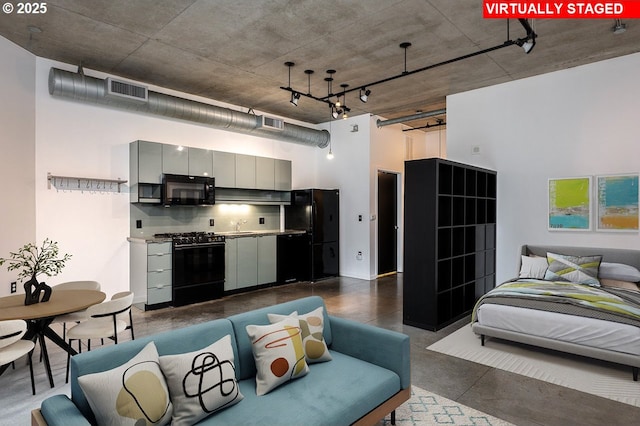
[[483, 1, 640, 18]]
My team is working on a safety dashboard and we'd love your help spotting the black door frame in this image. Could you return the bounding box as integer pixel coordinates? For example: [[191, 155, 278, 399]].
[[377, 169, 401, 276]]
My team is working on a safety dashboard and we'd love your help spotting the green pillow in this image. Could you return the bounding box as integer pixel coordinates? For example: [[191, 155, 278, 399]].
[[544, 252, 602, 287]]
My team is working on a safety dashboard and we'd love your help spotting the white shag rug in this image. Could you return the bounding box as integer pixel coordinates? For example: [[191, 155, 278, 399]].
[[427, 325, 640, 408]]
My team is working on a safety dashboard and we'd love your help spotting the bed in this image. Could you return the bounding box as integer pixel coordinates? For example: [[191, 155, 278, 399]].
[[471, 244, 640, 381]]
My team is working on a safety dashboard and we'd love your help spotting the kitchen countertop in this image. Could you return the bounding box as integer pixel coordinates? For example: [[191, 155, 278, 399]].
[[127, 229, 306, 243]]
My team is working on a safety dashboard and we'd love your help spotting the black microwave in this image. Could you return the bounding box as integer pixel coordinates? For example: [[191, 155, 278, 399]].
[[162, 174, 215, 206]]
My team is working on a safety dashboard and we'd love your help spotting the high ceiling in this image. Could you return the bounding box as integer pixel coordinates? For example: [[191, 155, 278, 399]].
[[1, 1, 638, 129]]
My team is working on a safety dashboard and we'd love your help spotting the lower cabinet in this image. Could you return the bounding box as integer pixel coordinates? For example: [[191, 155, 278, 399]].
[[130, 240, 172, 310], [237, 237, 258, 289], [257, 235, 277, 284], [224, 235, 277, 292]]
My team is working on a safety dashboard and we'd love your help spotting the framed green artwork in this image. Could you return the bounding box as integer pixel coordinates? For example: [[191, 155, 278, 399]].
[[548, 177, 591, 231], [596, 174, 639, 232]]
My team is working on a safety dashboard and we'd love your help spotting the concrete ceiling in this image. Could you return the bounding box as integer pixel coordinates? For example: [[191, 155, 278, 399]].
[[1, 1, 638, 129]]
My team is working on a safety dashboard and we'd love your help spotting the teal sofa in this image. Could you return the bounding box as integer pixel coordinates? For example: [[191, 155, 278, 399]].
[[32, 296, 411, 426]]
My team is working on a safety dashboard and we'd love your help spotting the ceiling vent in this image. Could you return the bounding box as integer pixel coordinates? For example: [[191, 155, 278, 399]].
[[105, 77, 148, 103], [259, 115, 284, 131]]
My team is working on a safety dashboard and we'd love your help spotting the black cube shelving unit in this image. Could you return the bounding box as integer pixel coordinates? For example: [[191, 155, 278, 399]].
[[403, 158, 497, 331]]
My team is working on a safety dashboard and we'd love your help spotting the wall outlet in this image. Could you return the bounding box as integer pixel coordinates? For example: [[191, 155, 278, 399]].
[[136, 219, 142, 229], [10, 281, 16, 293], [209, 218, 215, 226], [358, 214, 362, 222], [259, 217, 265, 225], [356, 251, 363, 261]]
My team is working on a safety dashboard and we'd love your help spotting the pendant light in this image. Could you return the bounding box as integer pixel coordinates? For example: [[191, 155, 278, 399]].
[[327, 105, 334, 160]]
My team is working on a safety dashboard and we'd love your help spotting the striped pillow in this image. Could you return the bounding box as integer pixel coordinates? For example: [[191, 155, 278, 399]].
[[544, 252, 602, 287]]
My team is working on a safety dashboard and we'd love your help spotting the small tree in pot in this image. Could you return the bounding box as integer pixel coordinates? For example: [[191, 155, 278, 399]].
[[0, 238, 72, 305]]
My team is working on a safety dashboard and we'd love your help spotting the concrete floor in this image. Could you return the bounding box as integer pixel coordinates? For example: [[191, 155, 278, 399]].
[[5, 274, 640, 425]]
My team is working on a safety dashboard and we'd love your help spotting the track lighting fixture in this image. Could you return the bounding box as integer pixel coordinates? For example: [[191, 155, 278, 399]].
[[290, 92, 301, 106], [331, 107, 339, 119], [281, 19, 537, 113], [359, 88, 370, 103]]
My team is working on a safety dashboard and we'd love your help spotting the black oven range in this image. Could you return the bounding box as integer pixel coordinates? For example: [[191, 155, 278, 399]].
[[154, 232, 225, 306]]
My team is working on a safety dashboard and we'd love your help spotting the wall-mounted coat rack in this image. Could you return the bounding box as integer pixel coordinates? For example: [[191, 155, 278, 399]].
[[47, 173, 127, 193]]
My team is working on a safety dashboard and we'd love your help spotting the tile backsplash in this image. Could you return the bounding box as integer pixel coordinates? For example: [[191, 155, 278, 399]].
[[130, 203, 281, 237]]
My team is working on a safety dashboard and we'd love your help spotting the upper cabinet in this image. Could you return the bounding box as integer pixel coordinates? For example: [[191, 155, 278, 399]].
[[188, 148, 213, 177], [256, 157, 275, 190], [162, 144, 188, 175], [130, 140, 163, 203], [275, 159, 292, 191], [130, 141, 292, 203], [213, 151, 236, 187], [235, 154, 256, 189]]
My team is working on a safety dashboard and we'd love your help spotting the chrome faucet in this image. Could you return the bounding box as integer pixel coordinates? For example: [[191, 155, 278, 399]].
[[234, 219, 247, 231]]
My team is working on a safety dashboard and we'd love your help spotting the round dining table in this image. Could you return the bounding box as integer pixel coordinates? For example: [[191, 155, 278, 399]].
[[0, 289, 105, 388]]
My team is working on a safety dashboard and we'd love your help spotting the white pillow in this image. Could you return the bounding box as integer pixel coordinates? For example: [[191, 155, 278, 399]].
[[78, 342, 173, 426], [268, 307, 332, 364], [599, 262, 640, 282], [519, 255, 548, 279], [246, 316, 309, 396], [159, 335, 243, 426]]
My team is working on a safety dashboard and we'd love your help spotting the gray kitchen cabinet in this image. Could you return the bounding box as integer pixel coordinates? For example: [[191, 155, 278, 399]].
[[236, 236, 258, 288], [188, 147, 213, 177], [235, 154, 256, 189], [257, 234, 277, 284], [130, 240, 172, 309], [224, 239, 238, 291], [213, 151, 236, 187], [130, 141, 163, 203], [162, 144, 189, 175], [256, 157, 275, 190], [275, 159, 292, 191]]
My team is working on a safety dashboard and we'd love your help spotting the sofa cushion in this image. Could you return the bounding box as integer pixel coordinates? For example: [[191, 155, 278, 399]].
[[246, 317, 309, 395], [77, 342, 173, 426], [70, 319, 237, 423], [228, 296, 331, 380], [268, 306, 332, 364], [159, 335, 243, 425], [207, 350, 401, 426]]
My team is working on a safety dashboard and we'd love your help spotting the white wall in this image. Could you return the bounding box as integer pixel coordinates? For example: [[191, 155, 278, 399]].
[[315, 115, 372, 279], [447, 52, 640, 284], [0, 37, 36, 296], [32, 58, 320, 297]]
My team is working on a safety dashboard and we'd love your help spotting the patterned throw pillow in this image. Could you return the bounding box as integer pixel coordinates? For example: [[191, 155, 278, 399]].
[[246, 316, 309, 396], [268, 306, 332, 364], [78, 342, 173, 426], [544, 252, 602, 287], [159, 335, 243, 426]]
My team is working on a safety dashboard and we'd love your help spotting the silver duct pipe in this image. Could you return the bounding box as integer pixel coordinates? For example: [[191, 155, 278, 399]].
[[48, 68, 330, 148], [376, 108, 446, 128]]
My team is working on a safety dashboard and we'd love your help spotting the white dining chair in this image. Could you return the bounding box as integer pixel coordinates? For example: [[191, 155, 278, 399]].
[[0, 320, 36, 395], [111, 291, 135, 340], [51, 281, 101, 340], [65, 292, 134, 383]]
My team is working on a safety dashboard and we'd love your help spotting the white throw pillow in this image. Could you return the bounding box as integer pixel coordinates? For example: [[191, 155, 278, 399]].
[[159, 335, 243, 426], [268, 306, 332, 364], [246, 316, 309, 396], [599, 262, 640, 282], [519, 255, 548, 279], [78, 342, 173, 426]]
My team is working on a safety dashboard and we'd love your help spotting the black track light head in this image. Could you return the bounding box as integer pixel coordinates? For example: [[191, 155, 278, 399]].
[[359, 88, 371, 103], [290, 92, 301, 107]]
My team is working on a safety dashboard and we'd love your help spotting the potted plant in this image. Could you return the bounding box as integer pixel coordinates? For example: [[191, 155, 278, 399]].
[[0, 238, 72, 305]]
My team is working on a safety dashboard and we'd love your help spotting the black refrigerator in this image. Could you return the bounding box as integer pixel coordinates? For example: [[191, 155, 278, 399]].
[[283, 189, 339, 281]]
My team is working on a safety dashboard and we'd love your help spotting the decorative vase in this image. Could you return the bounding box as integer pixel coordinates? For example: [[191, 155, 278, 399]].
[[24, 275, 52, 305]]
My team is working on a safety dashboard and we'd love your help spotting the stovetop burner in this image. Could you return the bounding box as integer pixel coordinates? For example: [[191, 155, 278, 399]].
[[154, 232, 225, 245]]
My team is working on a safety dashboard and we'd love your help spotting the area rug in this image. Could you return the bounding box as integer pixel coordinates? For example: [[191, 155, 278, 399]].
[[427, 325, 640, 408], [381, 386, 513, 426]]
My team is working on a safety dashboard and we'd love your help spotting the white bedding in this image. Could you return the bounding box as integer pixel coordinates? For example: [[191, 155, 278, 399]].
[[476, 303, 640, 356]]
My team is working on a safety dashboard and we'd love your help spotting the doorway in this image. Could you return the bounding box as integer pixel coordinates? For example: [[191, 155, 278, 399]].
[[377, 170, 398, 276]]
